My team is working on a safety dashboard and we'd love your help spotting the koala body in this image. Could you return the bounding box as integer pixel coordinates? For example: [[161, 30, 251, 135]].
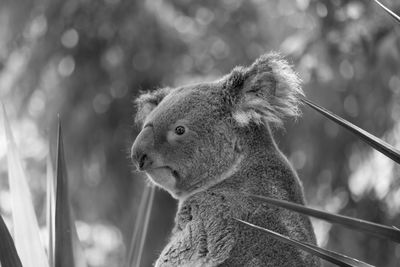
[[131, 53, 319, 266]]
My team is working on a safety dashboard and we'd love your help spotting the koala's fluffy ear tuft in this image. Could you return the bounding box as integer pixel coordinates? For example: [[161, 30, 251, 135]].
[[134, 87, 171, 126], [227, 52, 304, 127]]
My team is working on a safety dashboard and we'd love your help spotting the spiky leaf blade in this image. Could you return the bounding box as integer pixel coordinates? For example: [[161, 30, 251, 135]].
[[2, 104, 50, 267], [54, 120, 76, 267], [127, 184, 150, 267], [373, 0, 400, 24], [235, 218, 374, 267], [134, 185, 155, 267], [301, 98, 400, 164], [0, 213, 23, 267], [247, 194, 400, 243], [46, 153, 55, 267], [127, 184, 155, 267]]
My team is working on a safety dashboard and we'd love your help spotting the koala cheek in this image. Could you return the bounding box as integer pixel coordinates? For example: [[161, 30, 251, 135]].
[[166, 131, 178, 145]]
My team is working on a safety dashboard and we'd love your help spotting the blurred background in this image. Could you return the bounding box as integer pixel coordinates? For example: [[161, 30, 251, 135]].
[[0, 0, 399, 266]]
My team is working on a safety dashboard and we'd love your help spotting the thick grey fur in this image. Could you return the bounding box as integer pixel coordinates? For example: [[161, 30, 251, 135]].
[[132, 53, 320, 266]]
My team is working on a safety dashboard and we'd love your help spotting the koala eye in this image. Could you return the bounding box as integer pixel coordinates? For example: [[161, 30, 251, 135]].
[[174, 126, 186, 135]]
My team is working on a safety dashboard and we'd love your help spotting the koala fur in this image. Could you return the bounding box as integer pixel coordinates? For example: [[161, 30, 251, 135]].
[[131, 52, 319, 266]]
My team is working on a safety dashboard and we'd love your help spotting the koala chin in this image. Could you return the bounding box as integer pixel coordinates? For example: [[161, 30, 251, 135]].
[[145, 168, 178, 197], [131, 52, 320, 267]]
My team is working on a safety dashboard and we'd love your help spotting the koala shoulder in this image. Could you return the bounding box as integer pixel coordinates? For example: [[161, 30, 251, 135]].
[[157, 191, 240, 267]]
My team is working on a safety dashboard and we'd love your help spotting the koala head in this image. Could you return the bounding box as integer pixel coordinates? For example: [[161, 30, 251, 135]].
[[131, 53, 303, 199]]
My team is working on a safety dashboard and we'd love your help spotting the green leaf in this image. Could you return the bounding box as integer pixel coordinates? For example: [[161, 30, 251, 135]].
[[0, 213, 23, 267], [2, 103, 50, 267], [301, 98, 400, 165], [246, 193, 400, 243], [54, 119, 87, 267], [126, 185, 155, 267], [234, 218, 375, 267], [373, 0, 400, 24]]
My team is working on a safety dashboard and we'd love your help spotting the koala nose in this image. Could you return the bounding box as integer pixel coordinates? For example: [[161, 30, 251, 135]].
[[131, 125, 154, 171], [136, 152, 152, 170]]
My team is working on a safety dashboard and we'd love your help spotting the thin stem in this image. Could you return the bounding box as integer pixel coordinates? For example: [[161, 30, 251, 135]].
[[373, 0, 400, 24], [134, 186, 155, 267]]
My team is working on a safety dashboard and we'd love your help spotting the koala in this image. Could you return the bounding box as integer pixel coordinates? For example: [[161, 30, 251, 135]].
[[131, 53, 319, 267]]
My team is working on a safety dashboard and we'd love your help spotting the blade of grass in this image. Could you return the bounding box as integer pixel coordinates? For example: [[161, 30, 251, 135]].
[[54, 119, 87, 267], [2, 103, 50, 267], [126, 184, 155, 267], [301, 98, 400, 165], [54, 119, 74, 267], [246, 193, 400, 243], [133, 185, 155, 267], [234, 218, 374, 267], [373, 0, 400, 24], [0, 213, 23, 267], [46, 153, 55, 267], [126, 185, 150, 267]]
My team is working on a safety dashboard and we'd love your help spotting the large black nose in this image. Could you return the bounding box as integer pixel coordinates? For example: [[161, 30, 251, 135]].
[[131, 125, 154, 170], [134, 152, 152, 170]]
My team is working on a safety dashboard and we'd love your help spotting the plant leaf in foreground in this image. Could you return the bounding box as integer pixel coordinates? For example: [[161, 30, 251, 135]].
[[127, 185, 155, 267], [0, 213, 23, 267], [46, 153, 55, 267], [55, 120, 74, 267], [373, 0, 400, 24], [126, 185, 150, 267], [55, 120, 87, 267], [301, 98, 400, 165], [126, 186, 155, 267], [2, 104, 50, 267], [246, 194, 400, 243], [134, 185, 155, 267], [234, 218, 374, 267]]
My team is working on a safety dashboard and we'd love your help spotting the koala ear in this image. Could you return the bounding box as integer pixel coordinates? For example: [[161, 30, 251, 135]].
[[225, 52, 304, 127], [134, 87, 171, 126]]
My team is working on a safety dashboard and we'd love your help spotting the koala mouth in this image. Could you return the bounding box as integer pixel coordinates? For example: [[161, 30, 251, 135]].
[[144, 166, 181, 197], [147, 166, 180, 182], [162, 166, 180, 182], [171, 169, 180, 180]]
